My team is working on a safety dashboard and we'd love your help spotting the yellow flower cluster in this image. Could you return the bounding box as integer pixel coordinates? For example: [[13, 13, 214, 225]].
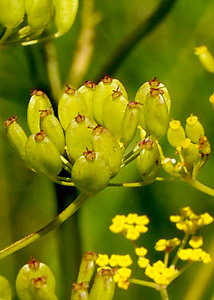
[[109, 213, 149, 240], [145, 260, 176, 286], [96, 254, 133, 290], [155, 238, 181, 252], [178, 248, 211, 263], [170, 206, 213, 234]]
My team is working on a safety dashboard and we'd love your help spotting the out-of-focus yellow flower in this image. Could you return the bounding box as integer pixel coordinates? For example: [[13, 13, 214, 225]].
[[189, 236, 203, 248], [96, 254, 109, 267]]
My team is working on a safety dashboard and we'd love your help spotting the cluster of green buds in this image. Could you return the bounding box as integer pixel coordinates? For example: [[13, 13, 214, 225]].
[[164, 114, 210, 178], [5, 76, 211, 196], [0, 0, 78, 46], [6, 257, 58, 300], [95, 207, 213, 298]]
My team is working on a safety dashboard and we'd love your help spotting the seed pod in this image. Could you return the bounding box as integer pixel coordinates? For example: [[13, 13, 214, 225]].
[[167, 120, 186, 148], [135, 78, 171, 129], [40, 108, 65, 155], [0, 0, 25, 29], [58, 86, 87, 130], [180, 138, 199, 165], [72, 150, 111, 196], [77, 252, 98, 284], [137, 137, 161, 181], [65, 114, 96, 162], [92, 126, 122, 177], [53, 0, 78, 36], [142, 88, 169, 139], [25, 0, 53, 31], [27, 90, 53, 135], [103, 89, 128, 139], [121, 101, 141, 147], [194, 46, 214, 73], [29, 277, 59, 300], [0, 276, 12, 300], [25, 131, 62, 177], [185, 115, 204, 143], [4, 116, 28, 161], [16, 257, 56, 300], [71, 282, 89, 300], [89, 268, 115, 300], [78, 81, 96, 120], [93, 75, 128, 125]]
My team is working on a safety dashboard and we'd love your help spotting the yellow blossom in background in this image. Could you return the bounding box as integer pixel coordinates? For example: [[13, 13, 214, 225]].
[[178, 248, 211, 263], [118, 255, 133, 267], [109, 254, 120, 267], [155, 238, 181, 251], [189, 236, 203, 248], [135, 247, 148, 257], [109, 213, 150, 241], [138, 257, 150, 268], [145, 260, 176, 286], [96, 254, 109, 267]]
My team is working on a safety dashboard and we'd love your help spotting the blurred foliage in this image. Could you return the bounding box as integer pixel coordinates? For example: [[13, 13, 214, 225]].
[[0, 0, 214, 299]]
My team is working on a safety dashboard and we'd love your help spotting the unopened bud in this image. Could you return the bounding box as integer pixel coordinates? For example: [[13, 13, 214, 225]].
[[167, 120, 186, 148], [185, 115, 205, 143]]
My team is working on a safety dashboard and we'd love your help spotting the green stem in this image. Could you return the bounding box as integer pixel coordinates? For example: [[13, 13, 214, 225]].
[[108, 177, 179, 188], [129, 278, 157, 289], [51, 177, 75, 186], [171, 233, 189, 267], [159, 287, 169, 300], [0, 28, 12, 45], [185, 177, 214, 197], [96, 0, 178, 79], [0, 192, 89, 260]]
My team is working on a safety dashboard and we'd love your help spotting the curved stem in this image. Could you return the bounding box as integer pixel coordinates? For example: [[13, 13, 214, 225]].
[[185, 177, 214, 197], [0, 192, 89, 260], [96, 0, 178, 79], [129, 278, 157, 289]]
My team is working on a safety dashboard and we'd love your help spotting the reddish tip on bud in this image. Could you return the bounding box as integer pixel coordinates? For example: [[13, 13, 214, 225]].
[[150, 88, 163, 97], [4, 116, 18, 127], [102, 75, 113, 84], [112, 89, 122, 98], [84, 80, 96, 89], [83, 251, 98, 261], [149, 77, 160, 87], [65, 85, 76, 95], [72, 282, 89, 292], [138, 137, 154, 150], [39, 107, 53, 119], [83, 150, 96, 161], [31, 90, 45, 96], [75, 114, 86, 123], [31, 276, 47, 289], [35, 130, 47, 141], [127, 101, 142, 109], [28, 257, 40, 270]]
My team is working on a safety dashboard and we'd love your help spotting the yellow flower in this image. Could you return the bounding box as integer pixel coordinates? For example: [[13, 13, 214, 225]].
[[109, 222, 124, 234], [200, 213, 213, 225], [136, 215, 150, 225], [118, 255, 133, 267], [109, 254, 120, 267], [189, 236, 203, 248], [191, 248, 203, 261], [201, 251, 211, 264], [118, 267, 132, 278], [155, 239, 167, 251], [178, 249, 193, 261], [135, 247, 148, 257], [96, 254, 109, 266], [126, 213, 138, 224], [126, 227, 140, 240], [138, 257, 150, 268], [116, 277, 130, 290], [136, 224, 148, 233], [112, 215, 126, 224]]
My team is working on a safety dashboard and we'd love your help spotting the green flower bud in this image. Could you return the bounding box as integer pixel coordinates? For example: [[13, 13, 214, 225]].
[[135, 78, 171, 129], [121, 101, 141, 147], [77, 252, 98, 284], [180, 138, 199, 165], [25, 131, 62, 177], [53, 0, 78, 37], [25, 0, 53, 31], [27, 90, 53, 135], [137, 137, 161, 181], [0, 0, 25, 29], [16, 257, 56, 300], [161, 157, 183, 178], [40, 108, 65, 155], [92, 75, 127, 126], [0, 276, 12, 300], [78, 81, 96, 120], [194, 46, 214, 73], [89, 268, 115, 300], [71, 150, 111, 196], [29, 277, 58, 300], [103, 89, 128, 139], [167, 120, 186, 148], [198, 136, 211, 156], [4, 116, 28, 161], [58, 86, 87, 130], [185, 115, 205, 143], [141, 88, 169, 139], [71, 282, 89, 300], [65, 114, 96, 162], [92, 126, 122, 177]]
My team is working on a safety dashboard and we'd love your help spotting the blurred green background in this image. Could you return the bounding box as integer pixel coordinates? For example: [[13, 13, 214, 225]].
[[0, 0, 214, 299]]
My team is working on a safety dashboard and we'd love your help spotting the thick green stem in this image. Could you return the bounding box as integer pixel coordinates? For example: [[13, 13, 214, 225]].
[[0, 192, 89, 260], [129, 278, 157, 289], [159, 287, 170, 300], [185, 177, 214, 197]]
